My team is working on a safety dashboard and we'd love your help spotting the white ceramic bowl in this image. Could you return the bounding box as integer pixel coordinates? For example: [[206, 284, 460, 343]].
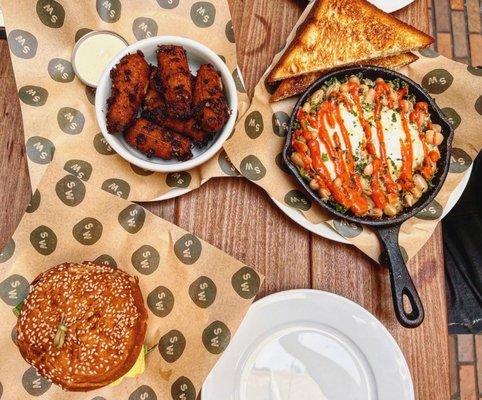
[[95, 36, 238, 173]]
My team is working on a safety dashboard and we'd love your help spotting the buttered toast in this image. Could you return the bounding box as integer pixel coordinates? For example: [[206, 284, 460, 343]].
[[269, 52, 418, 102], [267, 0, 433, 83]]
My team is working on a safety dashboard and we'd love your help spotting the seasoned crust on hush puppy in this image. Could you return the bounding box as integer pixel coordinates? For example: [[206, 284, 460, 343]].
[[157, 45, 193, 119], [106, 51, 150, 134], [193, 64, 230, 134], [124, 118, 193, 160], [142, 68, 212, 146]]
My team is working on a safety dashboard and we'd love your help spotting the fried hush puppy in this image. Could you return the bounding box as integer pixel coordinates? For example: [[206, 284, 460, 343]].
[[142, 70, 211, 145], [161, 117, 212, 145], [157, 45, 193, 119], [106, 51, 150, 134], [124, 118, 192, 161], [142, 67, 166, 123], [193, 63, 230, 134]]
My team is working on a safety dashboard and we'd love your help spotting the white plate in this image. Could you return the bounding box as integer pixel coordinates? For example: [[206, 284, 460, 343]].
[[368, 0, 415, 13], [202, 289, 414, 400], [273, 164, 473, 244], [95, 36, 238, 173]]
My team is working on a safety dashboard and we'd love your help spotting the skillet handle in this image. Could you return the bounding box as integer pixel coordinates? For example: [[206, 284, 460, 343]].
[[376, 225, 424, 328]]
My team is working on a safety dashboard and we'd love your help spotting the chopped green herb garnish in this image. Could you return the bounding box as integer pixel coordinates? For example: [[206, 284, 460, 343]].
[[390, 78, 401, 91], [355, 160, 368, 174], [13, 301, 24, 317], [391, 113, 397, 123], [291, 120, 301, 130], [334, 203, 348, 214], [322, 77, 340, 91], [298, 167, 310, 181], [322, 153, 329, 162], [387, 157, 398, 172], [310, 99, 321, 113]]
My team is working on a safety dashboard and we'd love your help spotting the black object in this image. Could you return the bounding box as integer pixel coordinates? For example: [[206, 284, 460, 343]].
[[283, 66, 454, 328], [443, 152, 482, 334]]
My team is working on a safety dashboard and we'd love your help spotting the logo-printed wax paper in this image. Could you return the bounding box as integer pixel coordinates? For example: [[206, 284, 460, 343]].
[[0, 160, 263, 400], [1, 0, 247, 201], [224, 1, 482, 262]]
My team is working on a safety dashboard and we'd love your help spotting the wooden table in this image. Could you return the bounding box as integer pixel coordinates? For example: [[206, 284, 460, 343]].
[[0, 0, 450, 398]]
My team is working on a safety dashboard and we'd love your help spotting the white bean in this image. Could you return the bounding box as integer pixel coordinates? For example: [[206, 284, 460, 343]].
[[432, 123, 442, 133], [390, 90, 398, 102], [309, 179, 320, 190], [302, 102, 311, 113], [413, 174, 428, 192], [349, 76, 360, 85], [411, 186, 422, 199], [326, 82, 341, 97], [359, 84, 369, 94], [403, 193, 415, 207], [319, 188, 330, 200], [291, 153, 304, 168], [425, 129, 435, 145], [311, 89, 324, 103], [365, 88, 375, 104], [434, 131, 444, 146], [363, 163, 373, 176], [400, 99, 413, 113], [334, 177, 342, 188], [383, 204, 397, 217], [369, 208, 383, 218]]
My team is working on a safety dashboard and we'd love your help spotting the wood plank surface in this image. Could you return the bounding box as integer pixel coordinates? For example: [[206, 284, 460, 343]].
[[0, 1, 450, 399]]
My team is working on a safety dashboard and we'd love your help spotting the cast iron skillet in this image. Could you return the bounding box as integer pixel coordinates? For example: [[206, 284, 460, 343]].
[[283, 66, 454, 328]]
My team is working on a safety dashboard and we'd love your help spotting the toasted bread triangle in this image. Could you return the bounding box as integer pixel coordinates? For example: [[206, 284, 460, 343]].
[[267, 0, 433, 83], [269, 52, 419, 102]]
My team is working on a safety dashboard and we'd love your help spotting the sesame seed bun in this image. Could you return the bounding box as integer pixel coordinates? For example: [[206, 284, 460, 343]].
[[16, 262, 148, 392]]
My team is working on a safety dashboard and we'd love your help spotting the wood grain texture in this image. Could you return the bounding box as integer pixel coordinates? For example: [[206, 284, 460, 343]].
[[0, 0, 450, 399], [0, 42, 31, 248]]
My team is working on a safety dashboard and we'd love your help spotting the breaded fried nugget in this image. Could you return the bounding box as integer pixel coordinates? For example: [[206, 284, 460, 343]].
[[142, 69, 211, 145], [161, 117, 211, 145], [124, 118, 192, 161], [193, 64, 230, 134], [143, 67, 166, 123], [106, 51, 150, 134], [157, 45, 193, 119]]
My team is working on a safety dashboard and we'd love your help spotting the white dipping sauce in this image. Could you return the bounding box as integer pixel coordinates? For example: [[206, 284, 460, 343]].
[[73, 31, 127, 87]]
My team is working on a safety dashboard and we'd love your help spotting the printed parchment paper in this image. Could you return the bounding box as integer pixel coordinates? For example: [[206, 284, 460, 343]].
[[0, 160, 263, 400], [1, 0, 246, 201], [224, 2, 482, 262]]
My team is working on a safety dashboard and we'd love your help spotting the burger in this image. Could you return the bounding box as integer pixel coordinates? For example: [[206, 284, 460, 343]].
[[15, 261, 148, 391]]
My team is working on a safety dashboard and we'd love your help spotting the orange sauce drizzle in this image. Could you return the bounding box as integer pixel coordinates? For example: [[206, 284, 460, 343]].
[[292, 79, 436, 217]]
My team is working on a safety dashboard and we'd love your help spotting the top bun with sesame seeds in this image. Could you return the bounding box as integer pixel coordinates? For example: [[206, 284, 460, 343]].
[[16, 261, 148, 392]]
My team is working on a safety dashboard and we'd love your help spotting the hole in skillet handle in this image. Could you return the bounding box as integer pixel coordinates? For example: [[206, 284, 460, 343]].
[[376, 224, 424, 328], [282, 66, 455, 328]]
